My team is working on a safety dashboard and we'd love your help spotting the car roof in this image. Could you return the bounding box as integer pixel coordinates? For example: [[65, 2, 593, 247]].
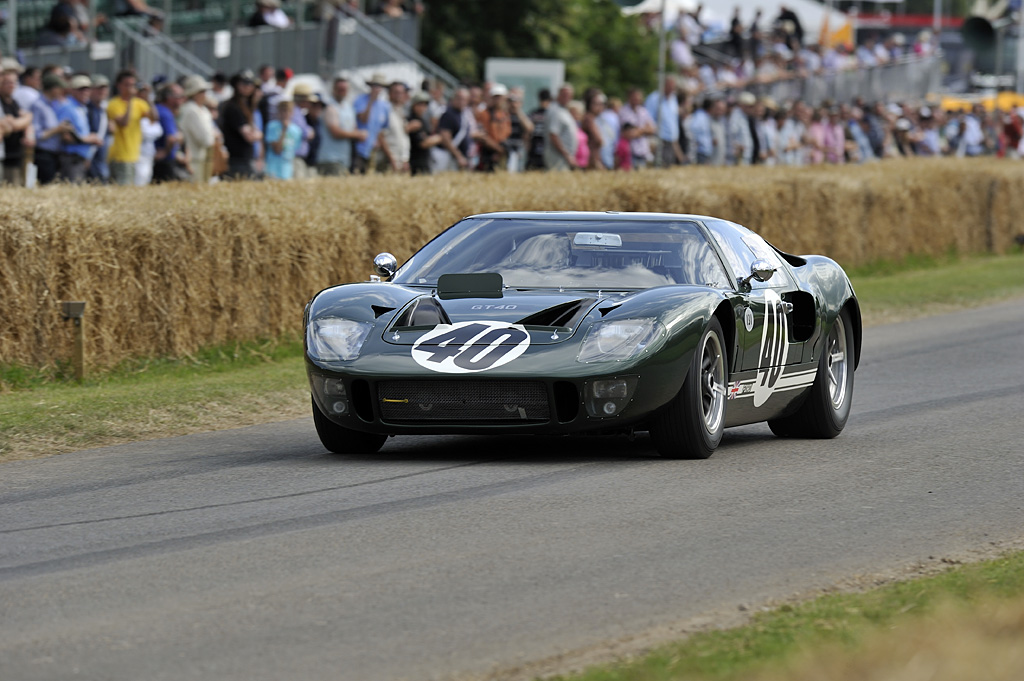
[[465, 211, 717, 222]]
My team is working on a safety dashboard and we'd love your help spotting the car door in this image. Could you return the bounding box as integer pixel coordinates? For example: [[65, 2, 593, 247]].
[[702, 220, 808, 408]]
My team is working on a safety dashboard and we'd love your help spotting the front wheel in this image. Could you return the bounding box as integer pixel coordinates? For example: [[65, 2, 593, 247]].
[[311, 397, 388, 454], [768, 307, 855, 439], [649, 318, 727, 459]]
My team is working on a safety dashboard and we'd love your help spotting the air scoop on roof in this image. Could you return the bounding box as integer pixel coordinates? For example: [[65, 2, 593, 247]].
[[516, 298, 596, 329]]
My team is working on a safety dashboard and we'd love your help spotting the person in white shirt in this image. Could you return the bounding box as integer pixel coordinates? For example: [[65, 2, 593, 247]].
[[177, 75, 218, 183]]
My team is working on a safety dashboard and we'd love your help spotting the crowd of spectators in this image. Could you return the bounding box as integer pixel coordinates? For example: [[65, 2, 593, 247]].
[[3, 1, 1024, 187], [2, 58, 1023, 189], [666, 4, 937, 97]]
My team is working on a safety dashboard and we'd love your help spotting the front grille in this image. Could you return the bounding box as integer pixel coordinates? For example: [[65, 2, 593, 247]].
[[378, 380, 550, 424]]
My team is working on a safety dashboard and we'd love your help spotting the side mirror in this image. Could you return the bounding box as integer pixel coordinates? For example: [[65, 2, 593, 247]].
[[373, 252, 398, 278], [739, 259, 776, 291]]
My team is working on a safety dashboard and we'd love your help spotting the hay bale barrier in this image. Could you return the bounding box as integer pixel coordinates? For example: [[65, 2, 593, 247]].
[[0, 158, 1019, 374]]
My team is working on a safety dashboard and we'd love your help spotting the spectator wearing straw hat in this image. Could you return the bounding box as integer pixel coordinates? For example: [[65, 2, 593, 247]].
[[353, 71, 391, 174], [289, 81, 316, 178], [317, 74, 366, 177], [58, 73, 102, 182], [178, 74, 218, 184], [106, 69, 159, 185], [31, 72, 75, 185]]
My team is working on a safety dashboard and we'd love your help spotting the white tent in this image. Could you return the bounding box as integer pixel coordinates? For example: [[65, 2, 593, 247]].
[[622, 0, 853, 46]]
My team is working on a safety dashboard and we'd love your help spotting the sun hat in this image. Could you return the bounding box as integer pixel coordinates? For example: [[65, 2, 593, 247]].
[[182, 74, 212, 98]]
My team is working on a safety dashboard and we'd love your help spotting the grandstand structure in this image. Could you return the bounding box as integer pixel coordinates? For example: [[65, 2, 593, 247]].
[[2, 1, 457, 91]]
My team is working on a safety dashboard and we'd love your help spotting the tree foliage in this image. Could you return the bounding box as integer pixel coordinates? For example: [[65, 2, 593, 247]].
[[421, 0, 659, 98]]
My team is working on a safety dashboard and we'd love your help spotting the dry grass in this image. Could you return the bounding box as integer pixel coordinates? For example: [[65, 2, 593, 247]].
[[2, 158, 1021, 372], [749, 596, 1024, 681]]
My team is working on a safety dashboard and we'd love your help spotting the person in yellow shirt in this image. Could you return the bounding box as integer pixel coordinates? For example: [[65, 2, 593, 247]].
[[106, 69, 159, 185]]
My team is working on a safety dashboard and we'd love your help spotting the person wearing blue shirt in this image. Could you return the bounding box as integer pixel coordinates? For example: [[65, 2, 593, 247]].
[[264, 98, 303, 180], [687, 99, 714, 164], [30, 73, 75, 185], [153, 81, 187, 182], [352, 72, 391, 174], [644, 76, 683, 166], [57, 74, 103, 182]]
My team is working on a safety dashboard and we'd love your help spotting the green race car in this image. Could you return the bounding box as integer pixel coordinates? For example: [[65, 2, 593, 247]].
[[305, 211, 861, 459]]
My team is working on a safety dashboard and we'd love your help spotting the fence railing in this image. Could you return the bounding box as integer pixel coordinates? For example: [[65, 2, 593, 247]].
[[708, 54, 944, 106], [14, 12, 457, 91]]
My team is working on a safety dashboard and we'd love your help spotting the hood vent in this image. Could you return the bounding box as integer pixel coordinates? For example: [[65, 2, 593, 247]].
[[516, 298, 596, 329], [390, 297, 452, 329], [371, 305, 396, 318]]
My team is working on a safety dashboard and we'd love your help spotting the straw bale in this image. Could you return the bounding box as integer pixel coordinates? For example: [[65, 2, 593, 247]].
[[0, 159, 1019, 372]]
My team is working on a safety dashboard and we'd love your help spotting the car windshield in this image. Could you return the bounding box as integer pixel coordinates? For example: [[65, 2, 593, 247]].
[[392, 218, 730, 290]]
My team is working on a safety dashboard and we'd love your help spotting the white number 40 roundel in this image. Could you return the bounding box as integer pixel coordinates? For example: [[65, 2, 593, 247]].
[[411, 321, 531, 374]]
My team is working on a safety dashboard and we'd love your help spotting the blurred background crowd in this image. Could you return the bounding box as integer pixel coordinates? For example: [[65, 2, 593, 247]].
[[1, 0, 1023, 186]]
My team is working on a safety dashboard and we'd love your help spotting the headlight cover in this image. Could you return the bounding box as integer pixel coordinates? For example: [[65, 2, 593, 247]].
[[307, 318, 373, 362], [577, 318, 664, 363]]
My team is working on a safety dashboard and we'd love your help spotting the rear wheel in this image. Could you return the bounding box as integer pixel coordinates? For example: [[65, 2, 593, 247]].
[[311, 397, 387, 454], [768, 307, 855, 439], [650, 318, 727, 459]]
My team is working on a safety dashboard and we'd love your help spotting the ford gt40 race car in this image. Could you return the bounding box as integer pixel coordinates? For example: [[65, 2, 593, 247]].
[[305, 212, 861, 459]]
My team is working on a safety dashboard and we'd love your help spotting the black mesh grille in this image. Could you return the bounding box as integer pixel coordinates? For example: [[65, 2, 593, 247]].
[[378, 380, 550, 424]]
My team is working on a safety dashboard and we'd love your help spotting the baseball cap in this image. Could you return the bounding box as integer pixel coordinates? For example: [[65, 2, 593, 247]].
[[69, 75, 92, 89]]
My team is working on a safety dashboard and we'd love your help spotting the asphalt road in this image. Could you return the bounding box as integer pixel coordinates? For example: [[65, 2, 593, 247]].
[[2, 301, 1023, 681]]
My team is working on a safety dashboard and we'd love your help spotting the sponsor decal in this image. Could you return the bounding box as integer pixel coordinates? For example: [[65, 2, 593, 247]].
[[727, 380, 753, 400], [727, 369, 816, 401], [743, 307, 754, 332], [412, 321, 530, 374]]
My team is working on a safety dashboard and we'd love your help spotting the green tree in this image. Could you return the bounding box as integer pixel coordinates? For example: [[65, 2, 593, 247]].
[[421, 0, 659, 98]]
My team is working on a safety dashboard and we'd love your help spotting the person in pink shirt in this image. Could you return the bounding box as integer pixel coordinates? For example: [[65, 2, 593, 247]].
[[823, 106, 846, 163], [615, 123, 634, 170], [806, 107, 826, 164], [569, 100, 589, 169]]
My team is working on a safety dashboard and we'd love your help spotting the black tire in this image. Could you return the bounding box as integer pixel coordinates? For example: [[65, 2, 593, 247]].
[[649, 317, 727, 459], [311, 397, 388, 454], [768, 307, 855, 439]]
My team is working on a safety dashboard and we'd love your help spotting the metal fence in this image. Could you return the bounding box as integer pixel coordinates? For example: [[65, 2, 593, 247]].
[[13, 12, 455, 89], [711, 55, 944, 106]]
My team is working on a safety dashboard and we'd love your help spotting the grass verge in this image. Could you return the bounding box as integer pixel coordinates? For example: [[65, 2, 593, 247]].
[[545, 549, 1024, 681], [1, 251, 1023, 463]]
